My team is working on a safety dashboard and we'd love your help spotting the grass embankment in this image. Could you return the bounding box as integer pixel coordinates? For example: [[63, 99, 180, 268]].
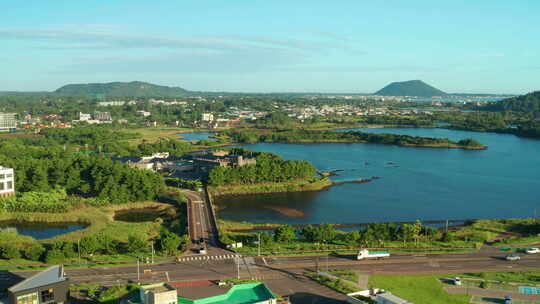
[[208, 177, 332, 196], [452, 218, 540, 246], [369, 274, 471, 304], [461, 271, 540, 285]]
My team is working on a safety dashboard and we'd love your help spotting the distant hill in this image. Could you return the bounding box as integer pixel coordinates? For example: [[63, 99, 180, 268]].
[[486, 91, 540, 112], [54, 81, 188, 97], [375, 80, 447, 97]]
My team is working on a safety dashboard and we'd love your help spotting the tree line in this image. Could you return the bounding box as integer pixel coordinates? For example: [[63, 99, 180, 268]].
[[208, 150, 316, 186]]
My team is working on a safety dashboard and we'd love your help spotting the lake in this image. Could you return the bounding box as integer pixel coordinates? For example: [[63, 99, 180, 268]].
[[179, 132, 216, 141], [216, 128, 540, 225], [0, 222, 87, 240]]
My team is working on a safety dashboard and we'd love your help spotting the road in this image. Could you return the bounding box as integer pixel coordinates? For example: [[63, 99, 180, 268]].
[[3, 250, 540, 288], [185, 190, 219, 250]]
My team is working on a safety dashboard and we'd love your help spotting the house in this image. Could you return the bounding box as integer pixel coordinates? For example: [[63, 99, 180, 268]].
[[0, 166, 15, 197], [139, 283, 177, 304], [7, 265, 70, 304], [93, 111, 112, 122]]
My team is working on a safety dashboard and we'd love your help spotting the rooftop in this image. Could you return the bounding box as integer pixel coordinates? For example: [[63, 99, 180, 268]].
[[8, 265, 67, 293], [177, 283, 275, 304]]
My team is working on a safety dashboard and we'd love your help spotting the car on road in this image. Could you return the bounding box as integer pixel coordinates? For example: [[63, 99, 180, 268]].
[[504, 295, 512, 304], [525, 247, 539, 254], [453, 277, 462, 286], [505, 254, 521, 261], [198, 247, 207, 254]]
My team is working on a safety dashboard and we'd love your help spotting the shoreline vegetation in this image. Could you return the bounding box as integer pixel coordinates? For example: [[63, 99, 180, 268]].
[[219, 129, 487, 150], [208, 177, 332, 196]]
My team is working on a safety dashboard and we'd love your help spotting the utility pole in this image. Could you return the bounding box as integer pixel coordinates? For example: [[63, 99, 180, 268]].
[[257, 233, 261, 257], [151, 241, 155, 264], [326, 253, 329, 272], [137, 258, 140, 282], [236, 256, 240, 279]]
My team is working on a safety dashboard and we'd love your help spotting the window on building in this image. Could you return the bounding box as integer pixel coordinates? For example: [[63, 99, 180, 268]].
[[41, 289, 55, 303], [17, 293, 38, 304], [0, 183, 4, 190], [6, 174, 12, 178], [7, 181, 13, 190], [0, 174, 4, 179]]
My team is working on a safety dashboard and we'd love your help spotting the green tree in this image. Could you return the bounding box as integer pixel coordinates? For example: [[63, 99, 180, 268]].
[[0, 244, 21, 259], [23, 244, 45, 261], [274, 225, 296, 243]]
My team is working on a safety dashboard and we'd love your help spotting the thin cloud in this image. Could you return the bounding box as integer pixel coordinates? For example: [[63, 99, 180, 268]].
[[0, 28, 344, 54]]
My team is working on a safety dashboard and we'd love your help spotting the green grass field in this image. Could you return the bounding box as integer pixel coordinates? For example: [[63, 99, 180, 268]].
[[369, 274, 471, 304]]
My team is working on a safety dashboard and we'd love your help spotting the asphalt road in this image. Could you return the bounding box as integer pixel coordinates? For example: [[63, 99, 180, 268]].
[[4, 250, 539, 289]]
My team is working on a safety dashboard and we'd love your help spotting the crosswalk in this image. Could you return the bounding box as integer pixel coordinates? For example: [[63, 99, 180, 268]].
[[176, 254, 241, 263]]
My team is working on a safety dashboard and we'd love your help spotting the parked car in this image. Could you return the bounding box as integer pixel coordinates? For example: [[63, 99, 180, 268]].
[[505, 254, 520, 261], [453, 277, 462, 286], [504, 295, 512, 304], [525, 247, 539, 254], [198, 247, 207, 254]]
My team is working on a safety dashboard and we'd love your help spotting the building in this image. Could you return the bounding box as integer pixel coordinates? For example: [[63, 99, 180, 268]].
[[193, 153, 256, 176], [0, 166, 15, 197], [131, 282, 276, 304], [0, 113, 17, 132], [78, 112, 91, 121], [201, 113, 214, 122], [7, 265, 70, 304], [139, 283, 177, 304], [93, 111, 112, 122], [136, 111, 152, 117], [347, 289, 413, 304], [98, 101, 126, 106]]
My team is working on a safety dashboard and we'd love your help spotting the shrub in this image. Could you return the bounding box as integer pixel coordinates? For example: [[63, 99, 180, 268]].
[[45, 249, 65, 264], [23, 244, 45, 261], [0, 244, 21, 259], [479, 281, 491, 289]]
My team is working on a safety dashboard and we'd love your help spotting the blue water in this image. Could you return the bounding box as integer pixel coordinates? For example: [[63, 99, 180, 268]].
[[179, 132, 216, 141], [216, 128, 540, 225], [0, 222, 87, 240]]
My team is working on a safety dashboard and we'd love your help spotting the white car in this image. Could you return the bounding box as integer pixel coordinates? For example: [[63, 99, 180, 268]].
[[526, 247, 539, 254]]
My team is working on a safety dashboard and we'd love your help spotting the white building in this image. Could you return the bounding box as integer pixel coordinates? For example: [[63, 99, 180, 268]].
[[0, 166, 15, 197], [98, 101, 126, 106], [79, 112, 92, 121], [201, 113, 214, 122], [136, 111, 152, 117], [0, 113, 17, 132]]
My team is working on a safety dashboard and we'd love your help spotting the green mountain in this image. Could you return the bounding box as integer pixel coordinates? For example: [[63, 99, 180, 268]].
[[54, 81, 188, 97], [375, 80, 447, 97], [486, 91, 540, 112]]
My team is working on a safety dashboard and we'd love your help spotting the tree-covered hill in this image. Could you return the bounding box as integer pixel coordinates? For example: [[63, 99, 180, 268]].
[[486, 91, 540, 112], [54, 81, 189, 97], [375, 80, 447, 97]]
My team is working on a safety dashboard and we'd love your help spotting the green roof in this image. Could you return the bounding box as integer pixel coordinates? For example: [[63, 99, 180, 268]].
[[178, 283, 275, 304]]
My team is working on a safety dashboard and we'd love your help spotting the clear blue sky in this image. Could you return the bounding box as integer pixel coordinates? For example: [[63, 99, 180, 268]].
[[1, 0, 538, 93]]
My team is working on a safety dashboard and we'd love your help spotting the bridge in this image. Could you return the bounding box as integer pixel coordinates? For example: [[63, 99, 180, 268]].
[[185, 189, 220, 250]]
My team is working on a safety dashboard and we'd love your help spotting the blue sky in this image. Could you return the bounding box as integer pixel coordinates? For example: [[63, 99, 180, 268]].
[[1, 0, 538, 93]]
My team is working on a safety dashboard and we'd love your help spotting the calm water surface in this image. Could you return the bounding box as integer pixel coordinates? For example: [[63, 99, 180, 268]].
[[179, 132, 216, 141], [0, 222, 87, 240], [217, 128, 540, 225]]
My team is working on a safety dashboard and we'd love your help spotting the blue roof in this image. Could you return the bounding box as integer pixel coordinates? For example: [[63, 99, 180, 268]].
[[8, 265, 67, 293]]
